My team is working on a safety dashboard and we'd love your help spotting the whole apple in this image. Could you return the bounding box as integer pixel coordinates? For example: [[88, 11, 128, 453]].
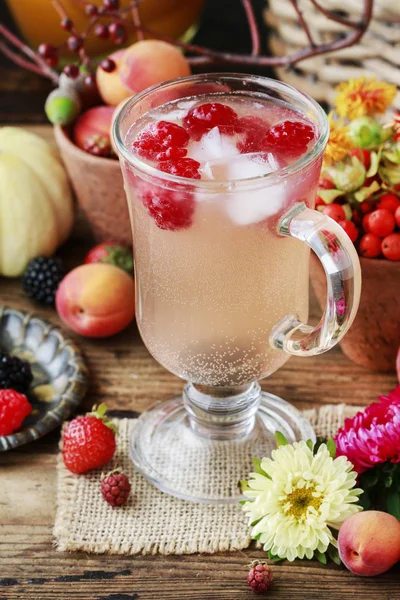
[[338, 510, 400, 576]]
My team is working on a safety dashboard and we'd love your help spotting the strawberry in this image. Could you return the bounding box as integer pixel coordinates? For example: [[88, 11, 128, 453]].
[[62, 404, 117, 474], [0, 389, 32, 436], [84, 242, 133, 275]]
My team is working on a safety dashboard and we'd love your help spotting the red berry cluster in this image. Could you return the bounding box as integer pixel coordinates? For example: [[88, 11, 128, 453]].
[[37, 0, 132, 80], [133, 103, 314, 231], [317, 149, 400, 260], [247, 561, 273, 594]]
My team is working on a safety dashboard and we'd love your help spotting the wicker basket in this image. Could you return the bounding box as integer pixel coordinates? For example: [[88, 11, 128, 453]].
[[265, 0, 400, 109]]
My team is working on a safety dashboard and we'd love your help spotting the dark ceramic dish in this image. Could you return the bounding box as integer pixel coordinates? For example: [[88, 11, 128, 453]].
[[0, 306, 88, 451]]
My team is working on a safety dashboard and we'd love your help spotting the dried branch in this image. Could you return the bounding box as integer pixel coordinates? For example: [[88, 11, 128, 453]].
[[309, 0, 368, 30], [132, 1, 144, 42], [288, 0, 315, 48], [0, 41, 44, 77], [0, 24, 59, 84], [0, 0, 375, 81], [132, 0, 373, 68], [241, 0, 260, 56]]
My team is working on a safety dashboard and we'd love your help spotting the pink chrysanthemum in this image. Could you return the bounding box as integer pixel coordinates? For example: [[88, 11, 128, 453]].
[[335, 387, 400, 475]]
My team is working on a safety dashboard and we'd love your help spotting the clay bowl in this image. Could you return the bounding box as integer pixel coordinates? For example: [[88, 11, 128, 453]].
[[310, 253, 400, 372], [54, 125, 131, 245]]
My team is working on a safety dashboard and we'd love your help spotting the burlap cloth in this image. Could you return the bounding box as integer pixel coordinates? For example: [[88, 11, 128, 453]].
[[54, 404, 360, 555]]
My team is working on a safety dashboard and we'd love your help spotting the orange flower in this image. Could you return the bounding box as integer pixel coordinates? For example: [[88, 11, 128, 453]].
[[335, 77, 397, 120], [323, 113, 353, 166]]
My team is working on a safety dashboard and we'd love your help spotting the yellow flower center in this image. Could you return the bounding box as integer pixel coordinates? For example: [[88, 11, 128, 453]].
[[284, 486, 322, 521]]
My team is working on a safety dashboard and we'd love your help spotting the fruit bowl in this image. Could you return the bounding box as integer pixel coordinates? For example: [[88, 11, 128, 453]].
[[0, 306, 88, 451], [54, 125, 132, 245]]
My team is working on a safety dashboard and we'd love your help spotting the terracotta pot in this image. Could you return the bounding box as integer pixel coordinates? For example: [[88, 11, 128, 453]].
[[310, 253, 400, 372], [54, 125, 131, 245]]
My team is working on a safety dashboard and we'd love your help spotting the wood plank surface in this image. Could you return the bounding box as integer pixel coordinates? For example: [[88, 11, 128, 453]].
[[1, 125, 399, 600]]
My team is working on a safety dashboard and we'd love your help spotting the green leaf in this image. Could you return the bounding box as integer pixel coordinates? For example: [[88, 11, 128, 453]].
[[313, 436, 328, 454], [327, 545, 341, 566], [354, 180, 381, 202], [384, 474, 394, 488], [239, 479, 250, 493], [342, 203, 352, 220], [275, 431, 288, 447], [379, 162, 400, 185], [358, 489, 372, 511], [252, 457, 271, 479], [317, 189, 344, 204], [238, 500, 247, 506], [359, 469, 379, 489], [250, 517, 263, 528], [253, 533, 262, 541], [306, 439, 313, 451], [326, 438, 336, 459], [366, 149, 382, 178], [268, 550, 283, 562], [315, 551, 327, 565], [387, 491, 400, 520]]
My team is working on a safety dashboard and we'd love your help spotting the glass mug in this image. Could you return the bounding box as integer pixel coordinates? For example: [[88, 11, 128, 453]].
[[113, 74, 361, 503]]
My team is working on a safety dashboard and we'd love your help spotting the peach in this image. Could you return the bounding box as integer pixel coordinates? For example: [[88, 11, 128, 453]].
[[119, 40, 191, 96], [338, 510, 400, 576], [56, 264, 135, 338], [96, 49, 131, 106]]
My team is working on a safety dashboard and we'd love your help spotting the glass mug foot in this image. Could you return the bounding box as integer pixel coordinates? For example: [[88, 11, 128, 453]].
[[130, 383, 315, 503]]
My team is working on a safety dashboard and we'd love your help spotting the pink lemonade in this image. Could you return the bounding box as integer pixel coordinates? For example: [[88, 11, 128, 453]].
[[123, 94, 322, 386]]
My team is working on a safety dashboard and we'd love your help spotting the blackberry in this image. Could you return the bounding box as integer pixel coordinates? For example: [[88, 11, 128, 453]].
[[0, 352, 33, 393], [22, 257, 65, 306]]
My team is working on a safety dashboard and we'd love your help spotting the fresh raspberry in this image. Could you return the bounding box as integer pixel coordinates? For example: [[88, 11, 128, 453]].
[[0, 390, 32, 437], [183, 102, 238, 139], [140, 185, 194, 231], [133, 121, 189, 161], [101, 469, 131, 507], [62, 404, 117, 474], [247, 561, 273, 594], [263, 120, 315, 159], [236, 116, 270, 153], [158, 158, 201, 179]]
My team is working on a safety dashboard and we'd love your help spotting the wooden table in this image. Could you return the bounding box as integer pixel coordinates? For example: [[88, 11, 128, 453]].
[[1, 122, 400, 600]]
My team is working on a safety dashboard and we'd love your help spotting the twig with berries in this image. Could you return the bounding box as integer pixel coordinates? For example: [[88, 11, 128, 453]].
[[0, 0, 374, 79]]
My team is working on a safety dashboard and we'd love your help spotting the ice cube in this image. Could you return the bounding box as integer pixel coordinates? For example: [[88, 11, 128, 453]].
[[201, 152, 278, 182], [187, 127, 240, 163], [177, 100, 197, 110], [223, 154, 286, 225]]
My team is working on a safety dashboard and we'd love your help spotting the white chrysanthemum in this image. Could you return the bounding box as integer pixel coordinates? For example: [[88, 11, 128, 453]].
[[242, 441, 362, 562]]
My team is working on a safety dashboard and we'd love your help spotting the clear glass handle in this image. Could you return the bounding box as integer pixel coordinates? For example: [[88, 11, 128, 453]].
[[270, 203, 362, 356]]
